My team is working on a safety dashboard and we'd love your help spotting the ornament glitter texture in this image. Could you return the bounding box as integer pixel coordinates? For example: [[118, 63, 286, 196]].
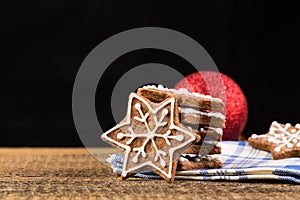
[[174, 71, 248, 141]]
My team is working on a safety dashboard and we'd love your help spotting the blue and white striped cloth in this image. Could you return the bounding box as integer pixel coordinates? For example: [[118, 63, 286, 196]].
[[106, 141, 300, 183]]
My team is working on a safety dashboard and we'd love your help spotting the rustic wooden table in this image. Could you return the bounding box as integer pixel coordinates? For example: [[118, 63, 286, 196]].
[[0, 148, 299, 200]]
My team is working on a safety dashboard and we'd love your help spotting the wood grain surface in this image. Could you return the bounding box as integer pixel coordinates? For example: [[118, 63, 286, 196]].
[[0, 148, 299, 200]]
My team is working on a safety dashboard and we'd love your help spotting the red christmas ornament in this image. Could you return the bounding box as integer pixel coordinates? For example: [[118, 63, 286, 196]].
[[174, 71, 248, 141]]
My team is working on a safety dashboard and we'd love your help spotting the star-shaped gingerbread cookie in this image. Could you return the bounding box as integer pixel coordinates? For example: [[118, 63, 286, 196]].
[[101, 93, 197, 182], [248, 121, 300, 159]]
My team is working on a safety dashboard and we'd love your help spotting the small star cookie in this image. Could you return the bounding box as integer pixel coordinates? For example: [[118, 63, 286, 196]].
[[248, 121, 300, 159], [101, 93, 197, 182]]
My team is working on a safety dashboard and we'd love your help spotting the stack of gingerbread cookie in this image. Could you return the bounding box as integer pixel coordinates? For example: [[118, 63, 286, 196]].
[[137, 85, 225, 170], [101, 84, 225, 182]]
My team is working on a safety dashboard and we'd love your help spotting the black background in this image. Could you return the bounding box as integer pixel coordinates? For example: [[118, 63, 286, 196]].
[[2, 1, 300, 146]]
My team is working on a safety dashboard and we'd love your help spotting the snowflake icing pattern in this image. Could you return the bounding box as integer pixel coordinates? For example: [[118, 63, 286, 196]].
[[101, 93, 196, 180], [117, 102, 184, 167], [251, 121, 300, 152]]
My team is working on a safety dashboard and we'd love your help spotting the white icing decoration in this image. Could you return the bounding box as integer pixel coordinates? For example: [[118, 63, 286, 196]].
[[291, 129, 297, 133], [179, 157, 188, 163], [215, 142, 222, 148], [182, 126, 223, 136], [273, 140, 281, 144], [214, 128, 223, 135], [205, 127, 223, 135], [287, 143, 293, 148], [252, 121, 300, 152], [293, 139, 298, 143], [251, 134, 258, 139], [274, 147, 281, 152], [101, 93, 195, 179], [179, 107, 225, 120], [118, 103, 180, 167]]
